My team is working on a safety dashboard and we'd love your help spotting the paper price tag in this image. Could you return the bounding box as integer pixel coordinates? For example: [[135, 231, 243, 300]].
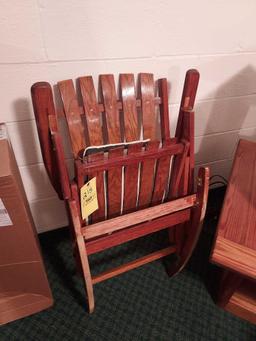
[[80, 177, 98, 220]]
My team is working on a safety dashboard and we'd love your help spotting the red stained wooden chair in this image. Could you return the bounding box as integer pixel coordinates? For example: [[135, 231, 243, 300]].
[[31, 69, 209, 313]]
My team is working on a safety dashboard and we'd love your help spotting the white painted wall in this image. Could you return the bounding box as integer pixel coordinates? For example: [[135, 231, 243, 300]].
[[1, 0, 256, 232]]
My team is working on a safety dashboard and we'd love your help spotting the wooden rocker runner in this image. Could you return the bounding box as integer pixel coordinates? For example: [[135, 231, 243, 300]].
[[31, 69, 209, 313]]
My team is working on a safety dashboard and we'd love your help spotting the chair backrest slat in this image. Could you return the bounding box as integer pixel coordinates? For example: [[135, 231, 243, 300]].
[[79, 76, 103, 146], [120, 74, 139, 142], [100, 74, 121, 144], [158, 78, 170, 140], [120, 74, 140, 213], [139, 73, 157, 140], [138, 140, 159, 209], [79, 76, 106, 222], [151, 146, 171, 205], [151, 78, 171, 205], [100, 75, 122, 218], [87, 153, 106, 223], [137, 73, 159, 209], [58, 79, 86, 158]]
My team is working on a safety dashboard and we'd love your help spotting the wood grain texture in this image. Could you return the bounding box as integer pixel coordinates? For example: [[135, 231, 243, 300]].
[[120, 73, 140, 213], [168, 140, 190, 199], [211, 139, 256, 278], [226, 279, 256, 324], [100, 74, 121, 144], [151, 141, 171, 205], [182, 111, 195, 192], [58, 79, 86, 158], [48, 115, 71, 199], [87, 153, 106, 223], [139, 74, 162, 208], [123, 143, 141, 213], [92, 246, 176, 284], [107, 147, 123, 218], [120, 74, 139, 142], [158, 78, 170, 140], [168, 111, 194, 252], [100, 75, 123, 218], [215, 139, 256, 249], [82, 194, 196, 240], [139, 73, 157, 140], [138, 140, 160, 209], [31, 82, 62, 199], [151, 80, 171, 205], [82, 141, 183, 173], [57, 97, 162, 118], [79, 76, 103, 146], [175, 69, 199, 140], [68, 199, 94, 313], [212, 237, 256, 280], [167, 167, 210, 276], [79, 76, 106, 222], [86, 209, 190, 255]]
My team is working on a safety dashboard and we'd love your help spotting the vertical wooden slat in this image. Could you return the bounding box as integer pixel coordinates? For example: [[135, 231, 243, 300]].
[[58, 79, 86, 158], [167, 167, 209, 277], [79, 76, 105, 223], [68, 198, 95, 313], [158, 78, 170, 140], [140, 73, 157, 140], [138, 73, 159, 209], [48, 115, 71, 200], [170, 110, 195, 199], [87, 154, 106, 222], [79, 76, 103, 146], [168, 69, 199, 252], [31, 82, 63, 199], [175, 69, 199, 140], [120, 74, 140, 213], [183, 111, 195, 192], [100, 75, 121, 144], [151, 146, 170, 205], [151, 78, 171, 205], [120, 74, 139, 142], [100, 75, 123, 218], [168, 140, 190, 199], [175, 70, 199, 191]]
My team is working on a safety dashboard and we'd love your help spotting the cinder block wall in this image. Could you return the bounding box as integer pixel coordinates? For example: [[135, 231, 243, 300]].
[[1, 1, 256, 232]]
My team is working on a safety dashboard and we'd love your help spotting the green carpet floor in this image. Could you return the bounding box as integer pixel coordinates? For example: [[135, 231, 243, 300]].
[[1, 188, 256, 340]]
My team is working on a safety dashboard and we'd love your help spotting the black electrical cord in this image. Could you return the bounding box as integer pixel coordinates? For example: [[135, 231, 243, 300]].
[[209, 181, 227, 187], [210, 174, 228, 184]]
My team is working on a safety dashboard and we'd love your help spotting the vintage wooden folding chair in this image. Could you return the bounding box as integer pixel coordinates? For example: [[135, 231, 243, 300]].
[[31, 69, 209, 313]]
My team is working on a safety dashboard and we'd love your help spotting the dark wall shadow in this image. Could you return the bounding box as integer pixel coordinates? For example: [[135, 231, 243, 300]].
[[195, 65, 256, 176]]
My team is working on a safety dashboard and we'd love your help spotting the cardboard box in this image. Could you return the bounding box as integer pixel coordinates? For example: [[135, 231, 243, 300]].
[[0, 125, 53, 325]]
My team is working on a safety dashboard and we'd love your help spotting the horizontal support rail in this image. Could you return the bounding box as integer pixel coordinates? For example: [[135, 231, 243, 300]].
[[86, 209, 191, 255], [82, 194, 196, 240], [82, 141, 183, 174], [57, 97, 162, 117], [91, 246, 176, 284]]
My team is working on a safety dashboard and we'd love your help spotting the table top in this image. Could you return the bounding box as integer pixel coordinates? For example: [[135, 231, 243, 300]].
[[211, 139, 256, 280]]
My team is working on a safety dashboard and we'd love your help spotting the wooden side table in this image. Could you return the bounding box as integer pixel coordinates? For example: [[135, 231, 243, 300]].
[[211, 139, 256, 324]]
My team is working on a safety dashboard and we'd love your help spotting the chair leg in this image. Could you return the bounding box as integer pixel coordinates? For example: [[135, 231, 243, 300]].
[[167, 167, 209, 277], [68, 200, 95, 313]]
